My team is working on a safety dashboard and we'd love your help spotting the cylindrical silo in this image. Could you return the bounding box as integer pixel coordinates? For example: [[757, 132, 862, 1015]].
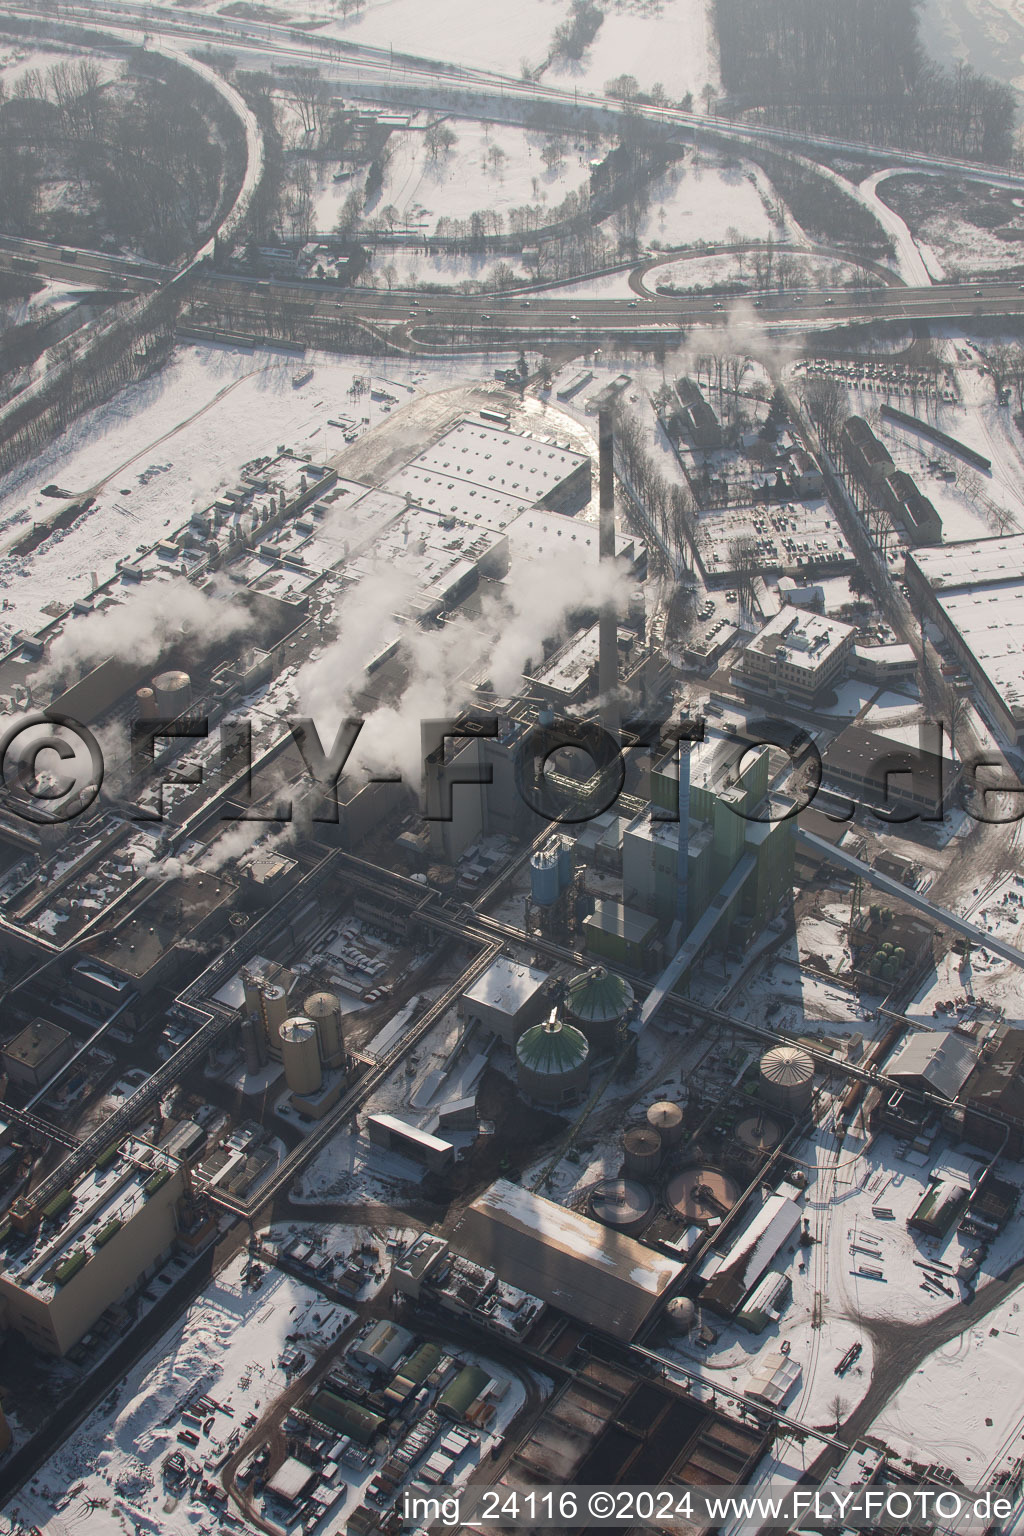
[[516, 1014, 589, 1106], [565, 966, 634, 1053], [529, 844, 560, 907], [280, 1017, 322, 1095], [135, 687, 159, 720], [261, 982, 289, 1054], [242, 969, 263, 1020], [241, 1016, 264, 1075], [759, 1044, 814, 1115], [152, 669, 192, 718], [647, 1100, 684, 1147], [622, 1126, 662, 1177], [303, 990, 346, 1070], [556, 835, 573, 892]]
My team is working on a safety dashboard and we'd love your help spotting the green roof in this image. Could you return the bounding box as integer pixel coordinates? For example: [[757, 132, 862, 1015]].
[[566, 965, 633, 1023], [393, 1341, 441, 1388], [308, 1390, 383, 1445], [516, 1019, 589, 1075], [54, 1249, 88, 1286], [438, 1365, 491, 1419]]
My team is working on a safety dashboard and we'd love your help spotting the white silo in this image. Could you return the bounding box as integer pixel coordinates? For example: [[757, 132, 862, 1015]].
[[280, 1017, 322, 1095], [261, 982, 289, 1054], [152, 669, 192, 718], [303, 990, 346, 1070], [759, 1045, 814, 1115]]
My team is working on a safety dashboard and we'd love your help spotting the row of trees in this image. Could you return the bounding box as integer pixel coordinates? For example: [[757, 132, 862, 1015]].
[[716, 0, 1016, 164], [615, 406, 696, 570]]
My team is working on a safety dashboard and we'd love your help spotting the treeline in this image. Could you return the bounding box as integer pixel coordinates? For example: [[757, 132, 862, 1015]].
[[0, 289, 178, 476], [750, 148, 894, 258], [615, 407, 695, 569], [715, 0, 1016, 164], [0, 52, 244, 260]]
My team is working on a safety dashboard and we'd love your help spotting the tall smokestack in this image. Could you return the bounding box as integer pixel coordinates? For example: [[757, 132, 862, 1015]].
[[598, 409, 619, 736], [676, 734, 691, 931]]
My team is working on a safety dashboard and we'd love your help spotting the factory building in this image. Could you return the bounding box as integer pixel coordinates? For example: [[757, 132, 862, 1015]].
[[904, 535, 1024, 743], [458, 954, 551, 1046], [821, 723, 958, 821], [365, 1114, 455, 1173], [699, 1191, 803, 1317], [619, 737, 794, 953], [736, 608, 856, 706], [451, 1179, 683, 1341], [885, 1029, 979, 1100], [2, 1018, 72, 1091], [0, 1139, 184, 1356]]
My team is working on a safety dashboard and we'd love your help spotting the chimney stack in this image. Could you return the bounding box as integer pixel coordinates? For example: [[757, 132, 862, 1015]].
[[598, 409, 619, 736]]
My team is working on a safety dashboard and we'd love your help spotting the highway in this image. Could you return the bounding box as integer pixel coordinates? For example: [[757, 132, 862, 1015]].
[[194, 271, 1024, 345]]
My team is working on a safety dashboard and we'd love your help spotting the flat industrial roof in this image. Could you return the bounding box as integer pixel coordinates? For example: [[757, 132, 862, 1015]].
[[451, 1178, 682, 1340], [462, 954, 549, 1016]]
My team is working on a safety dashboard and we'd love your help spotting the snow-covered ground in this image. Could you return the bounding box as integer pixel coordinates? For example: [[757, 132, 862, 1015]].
[[602, 155, 778, 250], [321, 0, 718, 103], [363, 121, 590, 232], [7, 1253, 352, 1536], [546, 0, 718, 102], [874, 1283, 1024, 1484]]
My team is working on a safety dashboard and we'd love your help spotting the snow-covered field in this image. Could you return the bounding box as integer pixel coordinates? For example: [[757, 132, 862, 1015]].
[[603, 155, 777, 249], [365, 121, 590, 232], [319, 0, 718, 102]]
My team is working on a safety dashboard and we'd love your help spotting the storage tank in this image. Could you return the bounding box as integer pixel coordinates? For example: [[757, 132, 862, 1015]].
[[588, 1177, 653, 1235], [261, 982, 289, 1053], [152, 669, 192, 718], [135, 686, 158, 720], [622, 1125, 662, 1177], [759, 1044, 814, 1115], [556, 835, 573, 892], [565, 965, 634, 1052], [647, 1100, 685, 1147], [241, 1016, 265, 1075], [529, 844, 561, 907], [666, 1296, 697, 1333], [280, 1017, 322, 1095], [242, 968, 263, 1019], [516, 1012, 589, 1106], [303, 990, 346, 1070]]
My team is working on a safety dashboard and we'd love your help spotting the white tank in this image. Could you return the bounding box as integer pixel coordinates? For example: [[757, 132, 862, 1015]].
[[261, 983, 289, 1053], [135, 687, 158, 720], [303, 990, 346, 1070], [280, 1017, 322, 1095], [647, 1101, 684, 1147], [759, 1044, 814, 1115], [152, 669, 192, 718]]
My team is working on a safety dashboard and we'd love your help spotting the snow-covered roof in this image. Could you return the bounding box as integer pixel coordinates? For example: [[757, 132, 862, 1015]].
[[886, 1030, 978, 1100]]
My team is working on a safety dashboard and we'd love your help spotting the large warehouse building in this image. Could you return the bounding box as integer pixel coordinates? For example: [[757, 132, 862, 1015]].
[[905, 536, 1024, 743], [450, 1179, 683, 1340]]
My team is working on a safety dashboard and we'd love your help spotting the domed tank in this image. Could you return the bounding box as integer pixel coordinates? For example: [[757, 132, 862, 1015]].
[[529, 844, 560, 907], [588, 1177, 653, 1235], [280, 1017, 322, 1096], [565, 966, 634, 1052], [261, 982, 289, 1053], [135, 686, 158, 720], [152, 669, 192, 718], [623, 1125, 662, 1177], [303, 990, 345, 1070], [516, 1012, 589, 1106], [666, 1296, 697, 1332], [759, 1044, 814, 1115], [647, 1101, 685, 1147]]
